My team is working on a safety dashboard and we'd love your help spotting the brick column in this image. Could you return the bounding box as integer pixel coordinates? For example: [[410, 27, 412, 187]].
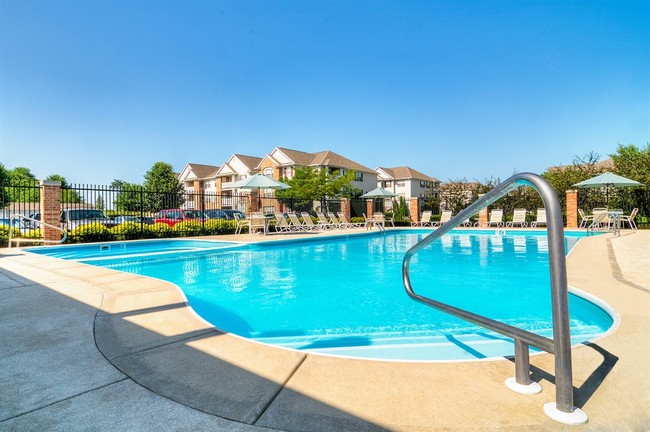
[[40, 180, 62, 243], [366, 199, 374, 217], [250, 192, 259, 213], [566, 189, 578, 228], [409, 198, 420, 223], [341, 198, 351, 220], [478, 193, 488, 227]]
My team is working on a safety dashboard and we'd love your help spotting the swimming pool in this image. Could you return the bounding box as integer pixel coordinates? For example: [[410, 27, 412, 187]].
[[28, 230, 614, 361]]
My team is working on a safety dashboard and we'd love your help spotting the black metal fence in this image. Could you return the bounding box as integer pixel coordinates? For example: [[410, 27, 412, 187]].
[[0, 182, 374, 245]]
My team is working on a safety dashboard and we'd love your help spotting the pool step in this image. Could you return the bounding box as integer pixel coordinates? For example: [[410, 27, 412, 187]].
[[253, 327, 604, 361]]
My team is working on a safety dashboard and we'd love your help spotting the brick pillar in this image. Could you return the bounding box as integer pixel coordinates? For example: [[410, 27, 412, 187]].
[[341, 198, 351, 220], [478, 193, 488, 227], [566, 189, 578, 228], [193, 180, 201, 210], [250, 192, 259, 213], [40, 180, 62, 243], [409, 198, 420, 223], [366, 199, 374, 217]]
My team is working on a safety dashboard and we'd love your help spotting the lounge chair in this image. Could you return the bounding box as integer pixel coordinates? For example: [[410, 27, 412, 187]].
[[337, 212, 364, 228], [506, 208, 527, 227], [578, 209, 593, 228], [619, 208, 638, 230], [300, 212, 320, 230], [432, 210, 453, 227], [462, 218, 475, 227], [316, 212, 336, 230], [412, 210, 433, 227], [288, 213, 307, 231], [233, 212, 249, 235], [486, 209, 504, 227], [531, 208, 546, 227], [274, 213, 293, 233], [328, 213, 343, 229]]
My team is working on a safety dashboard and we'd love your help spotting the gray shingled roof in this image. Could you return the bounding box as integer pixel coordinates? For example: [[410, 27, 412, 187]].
[[276, 147, 374, 173], [377, 166, 440, 183], [233, 154, 263, 171]]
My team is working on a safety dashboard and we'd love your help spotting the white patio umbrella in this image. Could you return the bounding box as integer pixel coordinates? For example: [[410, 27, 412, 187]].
[[573, 172, 644, 207], [233, 174, 290, 209]]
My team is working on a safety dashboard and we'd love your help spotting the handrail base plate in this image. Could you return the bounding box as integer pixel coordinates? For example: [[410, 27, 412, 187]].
[[543, 402, 588, 425]]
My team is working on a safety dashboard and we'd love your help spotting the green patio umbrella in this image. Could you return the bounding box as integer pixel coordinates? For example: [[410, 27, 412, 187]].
[[573, 172, 644, 207], [233, 174, 290, 209], [360, 187, 399, 198]]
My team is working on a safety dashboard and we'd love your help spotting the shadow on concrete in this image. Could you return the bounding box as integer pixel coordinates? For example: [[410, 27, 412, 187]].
[[0, 265, 390, 432]]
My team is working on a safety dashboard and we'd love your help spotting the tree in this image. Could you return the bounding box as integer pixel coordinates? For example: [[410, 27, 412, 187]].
[[610, 143, 650, 219], [95, 195, 105, 211], [8, 167, 40, 202], [275, 166, 360, 211], [542, 152, 606, 211], [142, 162, 184, 212], [46, 174, 83, 204], [0, 163, 10, 208], [112, 180, 144, 212]]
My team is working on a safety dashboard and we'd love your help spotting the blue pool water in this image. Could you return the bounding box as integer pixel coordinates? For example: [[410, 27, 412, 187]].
[[28, 230, 614, 361]]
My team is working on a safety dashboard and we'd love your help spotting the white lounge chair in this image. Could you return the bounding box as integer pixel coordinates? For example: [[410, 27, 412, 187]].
[[328, 213, 343, 229], [411, 210, 433, 227], [506, 209, 528, 227], [300, 212, 320, 230], [531, 208, 547, 227], [432, 210, 453, 227], [486, 209, 504, 227], [274, 213, 292, 233], [316, 212, 336, 230], [249, 212, 267, 235], [288, 213, 307, 231], [337, 212, 363, 228]]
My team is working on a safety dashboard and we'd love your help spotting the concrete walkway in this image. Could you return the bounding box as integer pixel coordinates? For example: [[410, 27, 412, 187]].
[[1, 229, 648, 431]]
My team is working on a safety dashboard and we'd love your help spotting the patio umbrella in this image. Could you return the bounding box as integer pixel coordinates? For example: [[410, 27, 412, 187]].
[[573, 172, 644, 207], [233, 174, 290, 209], [360, 187, 399, 198], [360, 187, 399, 214]]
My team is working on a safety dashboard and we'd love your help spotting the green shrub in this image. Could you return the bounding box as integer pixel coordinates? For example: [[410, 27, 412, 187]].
[[172, 221, 203, 237], [109, 222, 141, 240], [68, 223, 114, 243], [145, 223, 174, 238], [203, 219, 236, 235], [351, 217, 365, 224]]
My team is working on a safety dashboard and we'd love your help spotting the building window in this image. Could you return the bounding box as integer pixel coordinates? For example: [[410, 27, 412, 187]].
[[355, 172, 363, 182], [263, 167, 274, 178], [397, 181, 406, 187]]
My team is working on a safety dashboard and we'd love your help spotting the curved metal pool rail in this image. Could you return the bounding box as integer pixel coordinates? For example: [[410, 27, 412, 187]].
[[402, 172, 586, 423], [8, 214, 67, 247]]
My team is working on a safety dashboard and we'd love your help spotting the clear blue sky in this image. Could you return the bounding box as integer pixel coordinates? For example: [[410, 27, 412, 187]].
[[1, 0, 648, 185]]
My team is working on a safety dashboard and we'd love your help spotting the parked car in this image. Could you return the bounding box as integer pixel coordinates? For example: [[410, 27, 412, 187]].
[[205, 209, 246, 220], [155, 209, 207, 227], [60, 209, 119, 230], [113, 215, 154, 225]]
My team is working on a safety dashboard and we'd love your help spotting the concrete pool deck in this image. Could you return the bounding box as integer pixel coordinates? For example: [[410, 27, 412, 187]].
[[1, 228, 648, 431]]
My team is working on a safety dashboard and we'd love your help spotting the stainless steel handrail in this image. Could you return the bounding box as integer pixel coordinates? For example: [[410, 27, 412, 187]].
[[8, 214, 67, 247], [402, 172, 586, 423]]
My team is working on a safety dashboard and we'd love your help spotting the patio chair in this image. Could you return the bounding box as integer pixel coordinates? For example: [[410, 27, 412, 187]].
[[619, 208, 638, 230], [328, 213, 343, 229], [432, 210, 453, 227], [462, 218, 475, 227], [337, 212, 364, 228], [288, 213, 307, 231], [486, 209, 504, 227], [274, 213, 292, 233], [578, 209, 593, 228], [233, 212, 249, 235], [531, 208, 547, 227], [249, 212, 267, 235], [506, 209, 528, 227], [412, 210, 433, 227], [372, 212, 386, 231], [316, 212, 336, 230], [587, 211, 609, 231], [300, 212, 320, 230]]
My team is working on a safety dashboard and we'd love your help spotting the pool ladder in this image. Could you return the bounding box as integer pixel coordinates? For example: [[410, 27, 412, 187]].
[[402, 173, 588, 425]]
